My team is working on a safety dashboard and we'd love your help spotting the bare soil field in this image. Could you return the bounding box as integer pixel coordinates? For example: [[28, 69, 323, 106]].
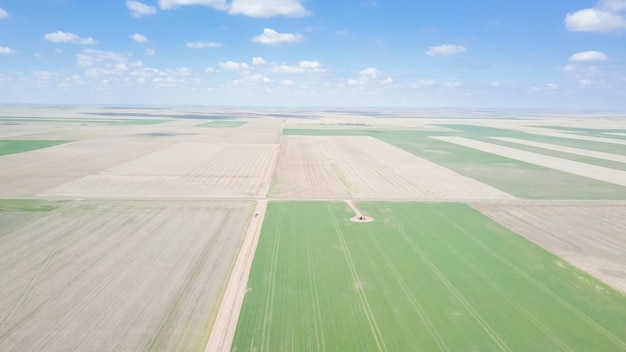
[[0, 199, 254, 352], [473, 202, 626, 293], [43, 143, 277, 198], [0, 140, 171, 197], [271, 136, 513, 199], [434, 136, 626, 187]]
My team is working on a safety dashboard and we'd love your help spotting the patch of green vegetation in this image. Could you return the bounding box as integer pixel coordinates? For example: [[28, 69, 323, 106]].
[[233, 201, 626, 351], [0, 140, 70, 156], [0, 199, 63, 212], [196, 120, 247, 128]]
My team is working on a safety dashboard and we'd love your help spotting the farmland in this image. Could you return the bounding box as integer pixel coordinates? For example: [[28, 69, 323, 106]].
[[232, 201, 626, 351], [0, 199, 255, 351], [1, 106, 626, 351]]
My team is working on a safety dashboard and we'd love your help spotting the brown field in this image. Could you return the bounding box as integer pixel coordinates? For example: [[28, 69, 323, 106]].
[[271, 136, 513, 199], [0, 200, 254, 351]]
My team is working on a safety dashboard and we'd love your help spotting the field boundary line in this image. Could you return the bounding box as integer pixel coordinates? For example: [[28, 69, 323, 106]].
[[433, 207, 626, 350], [205, 200, 267, 352]]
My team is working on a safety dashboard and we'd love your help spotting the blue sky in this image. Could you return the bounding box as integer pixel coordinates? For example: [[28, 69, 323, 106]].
[[1, 0, 625, 109]]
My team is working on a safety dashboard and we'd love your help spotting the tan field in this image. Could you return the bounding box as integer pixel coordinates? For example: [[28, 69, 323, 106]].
[[271, 135, 513, 199], [0, 200, 254, 351], [1, 107, 625, 351]]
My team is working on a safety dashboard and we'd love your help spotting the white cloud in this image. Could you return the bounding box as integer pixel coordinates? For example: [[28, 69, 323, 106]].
[[0, 46, 14, 54], [76, 49, 131, 67], [281, 79, 294, 86], [569, 51, 608, 62], [145, 48, 156, 56], [186, 41, 221, 48], [252, 28, 303, 45], [229, 0, 310, 17], [0, 8, 8, 19], [491, 81, 501, 87], [131, 33, 148, 43], [348, 67, 392, 86], [252, 57, 266, 65], [218, 61, 251, 73], [126, 1, 157, 17], [426, 44, 467, 56], [565, 0, 626, 32], [44, 31, 97, 45], [562, 64, 577, 72], [159, 0, 227, 10], [274, 60, 325, 73], [360, 67, 381, 79]]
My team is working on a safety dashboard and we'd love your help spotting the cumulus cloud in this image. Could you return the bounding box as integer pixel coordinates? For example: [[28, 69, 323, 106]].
[[273, 60, 325, 73], [127, 1, 157, 17], [566, 0, 626, 32], [159, 0, 227, 10], [426, 44, 466, 56], [569, 51, 608, 62], [218, 61, 251, 73], [229, 0, 310, 17], [0, 8, 8, 19], [252, 28, 303, 45], [348, 67, 393, 86], [186, 41, 221, 48], [158, 0, 309, 17], [44, 31, 97, 45], [131, 33, 148, 43], [252, 57, 266, 65], [0, 46, 14, 54], [76, 49, 131, 67]]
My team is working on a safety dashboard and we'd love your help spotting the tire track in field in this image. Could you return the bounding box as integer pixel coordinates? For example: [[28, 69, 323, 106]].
[[395, 223, 512, 352], [304, 218, 325, 350], [27, 207, 180, 351], [0, 208, 85, 332], [453, 253, 574, 352], [0, 207, 161, 343], [431, 208, 626, 350], [327, 204, 388, 352], [369, 234, 449, 351], [260, 211, 282, 352], [145, 208, 230, 351]]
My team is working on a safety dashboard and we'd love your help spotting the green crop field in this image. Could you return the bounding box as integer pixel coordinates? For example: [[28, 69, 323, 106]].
[[197, 120, 247, 128], [232, 201, 626, 351], [0, 140, 69, 156]]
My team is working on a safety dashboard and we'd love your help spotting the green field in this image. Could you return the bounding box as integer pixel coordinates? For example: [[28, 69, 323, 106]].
[[0, 140, 69, 156], [197, 120, 247, 128], [232, 201, 626, 351]]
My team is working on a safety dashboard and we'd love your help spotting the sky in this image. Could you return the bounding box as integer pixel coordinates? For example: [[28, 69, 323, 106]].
[[0, 0, 625, 109]]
